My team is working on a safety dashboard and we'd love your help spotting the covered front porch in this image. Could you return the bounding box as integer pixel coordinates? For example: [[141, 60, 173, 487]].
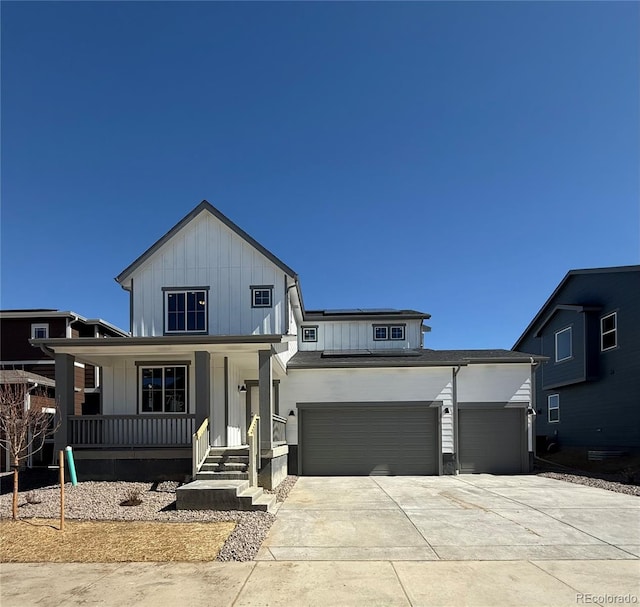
[[37, 334, 292, 487]]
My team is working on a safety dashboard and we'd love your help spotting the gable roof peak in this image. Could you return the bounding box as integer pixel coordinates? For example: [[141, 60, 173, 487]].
[[512, 264, 640, 350], [115, 199, 298, 285]]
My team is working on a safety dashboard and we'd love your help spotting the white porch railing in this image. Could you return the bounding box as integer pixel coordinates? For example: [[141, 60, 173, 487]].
[[192, 417, 210, 478], [68, 415, 195, 448], [247, 414, 260, 488]]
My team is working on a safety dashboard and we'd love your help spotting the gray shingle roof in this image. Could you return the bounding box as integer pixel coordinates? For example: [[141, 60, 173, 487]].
[[288, 349, 545, 369], [0, 370, 56, 387]]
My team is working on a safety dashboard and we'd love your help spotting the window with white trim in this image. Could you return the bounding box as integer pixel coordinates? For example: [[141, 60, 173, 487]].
[[251, 286, 273, 308], [31, 323, 49, 339], [140, 366, 187, 413], [548, 394, 559, 423], [165, 290, 207, 333], [302, 327, 317, 342], [555, 326, 572, 362], [373, 325, 405, 341], [373, 326, 388, 340], [390, 326, 405, 340], [601, 312, 617, 351]]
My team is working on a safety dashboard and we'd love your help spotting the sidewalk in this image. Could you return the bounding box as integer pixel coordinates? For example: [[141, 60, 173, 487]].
[[2, 560, 639, 607]]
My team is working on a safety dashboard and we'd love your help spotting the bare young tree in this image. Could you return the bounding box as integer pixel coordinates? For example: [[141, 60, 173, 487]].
[[0, 380, 59, 519]]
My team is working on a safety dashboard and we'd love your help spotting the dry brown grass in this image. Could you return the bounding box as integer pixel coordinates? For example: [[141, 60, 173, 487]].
[[0, 518, 235, 563]]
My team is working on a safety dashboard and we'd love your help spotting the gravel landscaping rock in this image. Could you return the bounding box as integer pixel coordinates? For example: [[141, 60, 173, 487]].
[[264, 475, 297, 502], [535, 470, 640, 497], [0, 474, 300, 561]]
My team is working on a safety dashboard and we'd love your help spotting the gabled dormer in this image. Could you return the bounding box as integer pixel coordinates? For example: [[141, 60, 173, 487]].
[[116, 201, 300, 338]]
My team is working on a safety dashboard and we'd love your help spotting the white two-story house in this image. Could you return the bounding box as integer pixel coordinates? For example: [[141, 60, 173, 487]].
[[35, 201, 544, 496]]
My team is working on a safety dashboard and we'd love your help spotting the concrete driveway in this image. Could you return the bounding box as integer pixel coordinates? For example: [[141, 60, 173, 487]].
[[259, 475, 640, 561]]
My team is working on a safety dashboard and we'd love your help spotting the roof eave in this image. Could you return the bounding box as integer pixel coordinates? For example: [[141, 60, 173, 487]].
[[30, 334, 286, 350]]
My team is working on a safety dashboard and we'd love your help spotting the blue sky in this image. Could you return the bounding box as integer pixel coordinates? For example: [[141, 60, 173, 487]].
[[1, 1, 638, 349]]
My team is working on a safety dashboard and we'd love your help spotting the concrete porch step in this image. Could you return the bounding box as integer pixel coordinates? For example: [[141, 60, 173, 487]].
[[201, 460, 248, 471], [176, 479, 276, 513], [204, 455, 249, 465], [195, 471, 248, 481], [207, 447, 249, 456]]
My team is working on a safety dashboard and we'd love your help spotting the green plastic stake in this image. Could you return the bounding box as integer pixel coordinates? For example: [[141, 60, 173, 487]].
[[65, 446, 78, 486]]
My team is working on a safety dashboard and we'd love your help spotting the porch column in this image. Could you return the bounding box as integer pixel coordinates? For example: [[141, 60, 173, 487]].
[[54, 353, 75, 454], [258, 349, 273, 450], [194, 351, 211, 430]]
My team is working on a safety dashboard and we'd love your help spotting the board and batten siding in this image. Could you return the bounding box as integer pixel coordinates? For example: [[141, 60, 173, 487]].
[[101, 357, 196, 416], [280, 367, 455, 452], [297, 320, 423, 351], [130, 212, 290, 337]]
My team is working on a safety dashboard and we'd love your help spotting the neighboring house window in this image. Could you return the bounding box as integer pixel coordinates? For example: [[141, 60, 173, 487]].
[[165, 290, 207, 333], [601, 312, 617, 351], [555, 327, 572, 362], [374, 326, 388, 340], [302, 327, 317, 342], [140, 366, 187, 413], [548, 394, 560, 423], [374, 325, 405, 340], [31, 324, 49, 339], [251, 286, 273, 308]]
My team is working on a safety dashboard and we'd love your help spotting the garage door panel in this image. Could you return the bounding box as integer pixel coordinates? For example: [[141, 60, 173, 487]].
[[459, 408, 524, 474], [300, 404, 439, 476]]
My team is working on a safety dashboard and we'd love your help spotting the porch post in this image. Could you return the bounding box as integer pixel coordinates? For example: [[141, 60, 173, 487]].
[[258, 349, 273, 450], [194, 351, 210, 430], [54, 353, 75, 454]]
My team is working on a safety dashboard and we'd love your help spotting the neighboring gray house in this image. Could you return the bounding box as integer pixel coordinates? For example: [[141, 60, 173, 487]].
[[34, 201, 544, 508], [513, 265, 640, 453]]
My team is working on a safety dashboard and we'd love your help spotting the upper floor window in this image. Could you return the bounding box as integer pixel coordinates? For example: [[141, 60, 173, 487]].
[[554, 326, 572, 362], [140, 365, 187, 413], [374, 326, 388, 340], [31, 323, 49, 339], [251, 285, 273, 308], [302, 326, 318, 342], [390, 326, 405, 340], [548, 394, 560, 423], [601, 312, 617, 351], [165, 289, 207, 333], [373, 325, 405, 341]]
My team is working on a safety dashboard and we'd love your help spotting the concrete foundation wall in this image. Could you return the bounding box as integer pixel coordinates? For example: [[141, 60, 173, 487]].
[[259, 452, 288, 490], [75, 457, 191, 482]]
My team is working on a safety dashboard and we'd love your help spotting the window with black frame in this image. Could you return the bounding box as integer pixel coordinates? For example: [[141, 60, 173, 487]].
[[140, 366, 187, 413]]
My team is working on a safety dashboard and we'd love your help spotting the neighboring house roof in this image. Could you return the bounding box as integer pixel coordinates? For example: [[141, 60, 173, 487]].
[[115, 200, 298, 286], [288, 349, 545, 369], [0, 369, 56, 387], [512, 265, 640, 350], [303, 308, 431, 321], [0, 309, 129, 337]]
